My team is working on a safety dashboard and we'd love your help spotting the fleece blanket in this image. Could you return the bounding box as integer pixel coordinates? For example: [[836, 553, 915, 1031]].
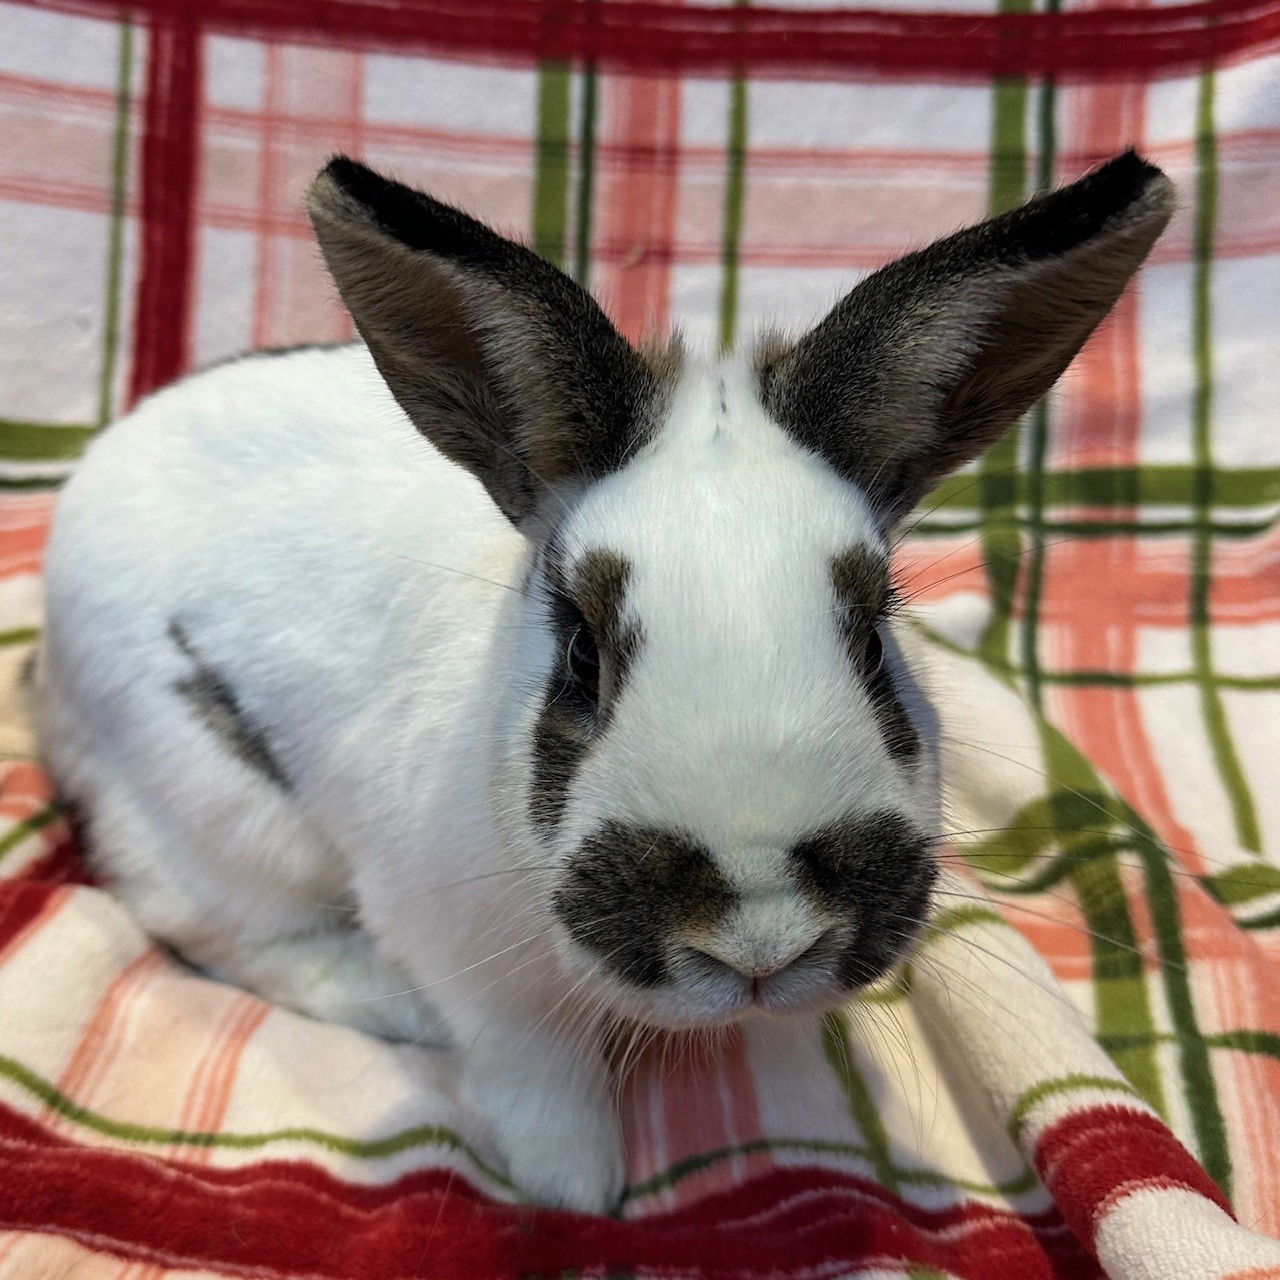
[[1, 1, 1280, 1276]]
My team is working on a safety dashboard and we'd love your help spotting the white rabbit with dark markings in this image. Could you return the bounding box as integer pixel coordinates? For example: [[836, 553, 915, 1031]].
[[35, 150, 1173, 1212]]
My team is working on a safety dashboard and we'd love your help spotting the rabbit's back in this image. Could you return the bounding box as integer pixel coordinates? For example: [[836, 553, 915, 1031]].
[[36, 342, 524, 949], [41, 339, 519, 706], [45, 341, 511, 608]]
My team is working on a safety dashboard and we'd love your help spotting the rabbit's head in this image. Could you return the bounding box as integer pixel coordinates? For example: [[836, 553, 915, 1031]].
[[309, 153, 1172, 1027]]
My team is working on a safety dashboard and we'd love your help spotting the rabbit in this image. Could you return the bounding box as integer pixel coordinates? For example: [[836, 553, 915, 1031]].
[[34, 149, 1173, 1212]]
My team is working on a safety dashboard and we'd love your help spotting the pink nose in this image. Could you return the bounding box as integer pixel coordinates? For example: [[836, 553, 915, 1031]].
[[688, 930, 832, 983]]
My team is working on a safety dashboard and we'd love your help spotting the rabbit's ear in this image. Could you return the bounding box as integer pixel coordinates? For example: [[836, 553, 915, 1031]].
[[759, 151, 1174, 524], [308, 157, 669, 525]]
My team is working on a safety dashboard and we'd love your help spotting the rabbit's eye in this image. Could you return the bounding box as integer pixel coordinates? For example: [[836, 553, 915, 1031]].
[[863, 628, 885, 679], [567, 624, 600, 702]]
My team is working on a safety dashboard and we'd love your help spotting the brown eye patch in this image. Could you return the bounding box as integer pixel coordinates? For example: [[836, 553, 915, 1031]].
[[830, 548, 920, 762], [564, 549, 641, 716], [529, 543, 643, 836]]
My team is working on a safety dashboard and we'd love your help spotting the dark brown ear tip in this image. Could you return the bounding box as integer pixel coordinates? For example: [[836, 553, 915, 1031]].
[[321, 153, 357, 175], [1087, 148, 1175, 218], [1097, 147, 1164, 186], [308, 156, 508, 266], [310, 155, 394, 213], [1007, 148, 1173, 262]]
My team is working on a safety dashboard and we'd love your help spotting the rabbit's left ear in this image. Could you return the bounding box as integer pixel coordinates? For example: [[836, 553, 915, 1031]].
[[759, 150, 1174, 524], [307, 158, 669, 526]]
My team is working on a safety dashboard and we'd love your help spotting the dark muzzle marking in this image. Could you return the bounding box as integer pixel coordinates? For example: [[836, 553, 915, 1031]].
[[168, 620, 291, 791], [791, 809, 936, 987], [831, 548, 920, 762], [554, 822, 736, 987]]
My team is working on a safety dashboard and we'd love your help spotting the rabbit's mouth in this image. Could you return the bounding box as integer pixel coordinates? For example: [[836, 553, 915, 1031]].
[[559, 896, 932, 1031], [552, 811, 937, 1027], [582, 947, 899, 1030], [662, 923, 854, 1021]]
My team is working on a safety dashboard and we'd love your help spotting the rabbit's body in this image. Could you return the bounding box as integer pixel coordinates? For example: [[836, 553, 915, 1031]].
[[37, 151, 1174, 1212], [39, 340, 933, 1207], [38, 341, 517, 1046]]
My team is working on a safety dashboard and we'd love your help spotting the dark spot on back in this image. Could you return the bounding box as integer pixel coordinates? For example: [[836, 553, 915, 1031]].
[[831, 548, 920, 762], [554, 822, 736, 987], [168, 620, 291, 792]]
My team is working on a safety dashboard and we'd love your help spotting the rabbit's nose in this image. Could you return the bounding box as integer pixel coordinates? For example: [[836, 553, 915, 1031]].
[[684, 914, 835, 982]]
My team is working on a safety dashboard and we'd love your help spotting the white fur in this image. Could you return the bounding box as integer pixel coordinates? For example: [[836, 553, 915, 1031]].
[[37, 344, 937, 1210]]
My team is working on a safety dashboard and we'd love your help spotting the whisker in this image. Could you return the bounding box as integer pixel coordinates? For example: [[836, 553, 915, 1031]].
[[382, 551, 523, 595], [415, 864, 561, 894], [928, 887, 1182, 971], [355, 931, 547, 1001]]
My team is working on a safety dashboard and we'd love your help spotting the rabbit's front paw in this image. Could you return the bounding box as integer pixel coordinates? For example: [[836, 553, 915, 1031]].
[[500, 1093, 626, 1214], [472, 1055, 625, 1213]]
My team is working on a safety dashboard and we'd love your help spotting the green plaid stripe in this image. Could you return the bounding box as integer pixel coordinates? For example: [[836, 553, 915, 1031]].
[[98, 18, 134, 429], [573, 60, 599, 288], [928, 466, 1280, 512], [1190, 70, 1262, 856], [822, 1009, 901, 1195], [0, 15, 134, 479], [976, 37, 1029, 671], [534, 59, 600, 288], [0, 420, 98, 462], [718, 1, 749, 352], [533, 63, 572, 269]]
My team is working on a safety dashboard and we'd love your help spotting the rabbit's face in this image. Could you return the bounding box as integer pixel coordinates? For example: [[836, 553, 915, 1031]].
[[310, 150, 1173, 1024], [523, 360, 939, 1026]]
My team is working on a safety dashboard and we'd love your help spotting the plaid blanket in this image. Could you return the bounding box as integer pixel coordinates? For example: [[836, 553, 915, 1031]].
[[2, 0, 1280, 1276]]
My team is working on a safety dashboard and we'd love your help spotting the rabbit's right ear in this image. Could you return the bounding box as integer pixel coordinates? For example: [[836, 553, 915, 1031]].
[[308, 158, 669, 526], [758, 151, 1175, 525]]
